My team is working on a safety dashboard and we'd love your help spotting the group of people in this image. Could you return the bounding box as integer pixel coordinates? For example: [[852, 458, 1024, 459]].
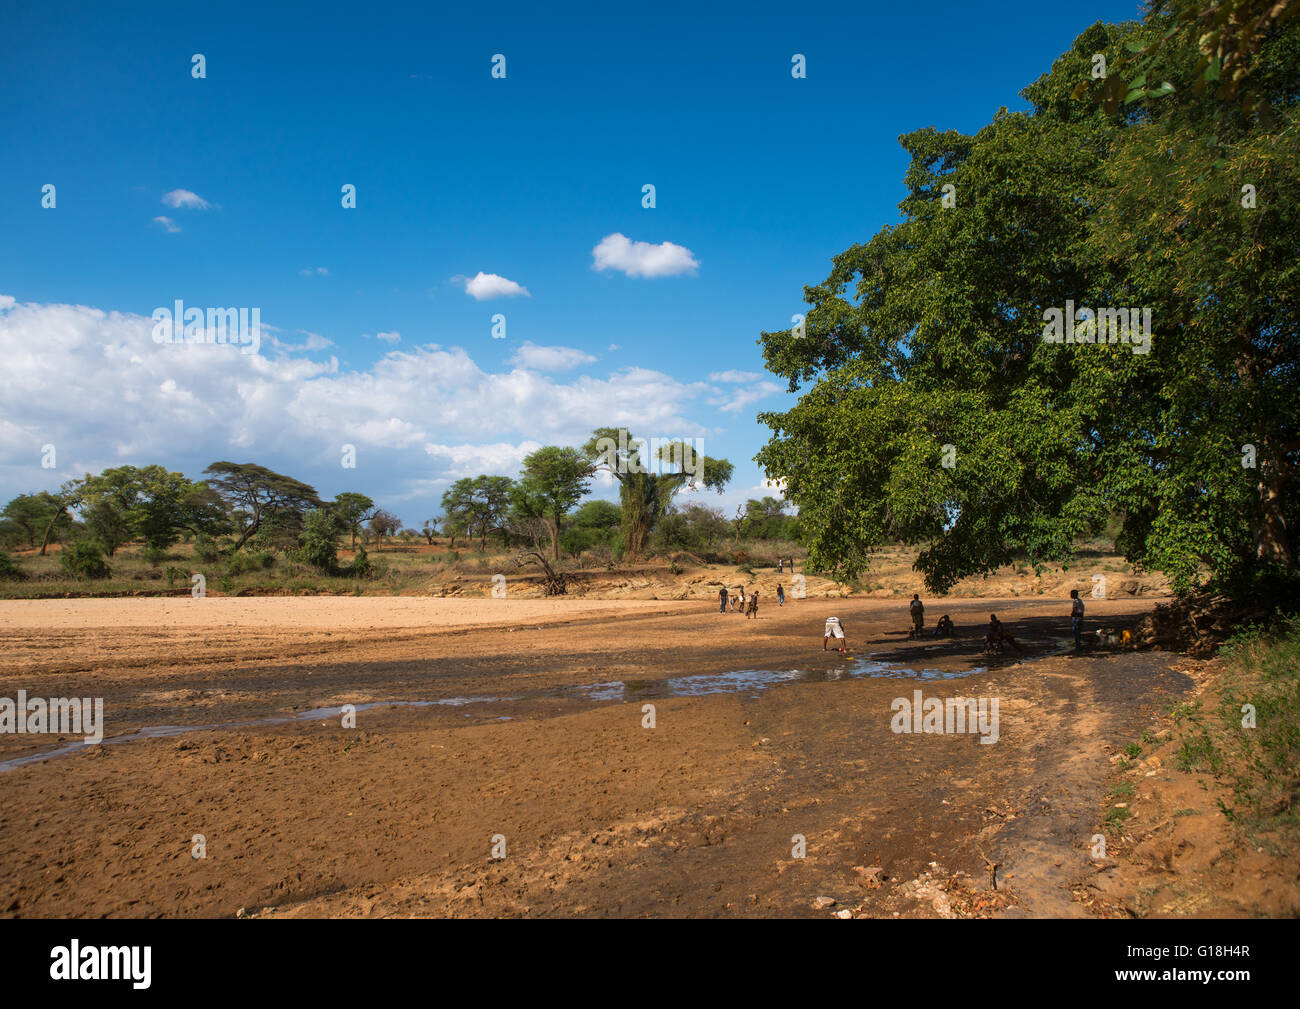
[[826, 590, 1090, 654], [719, 582, 788, 620]]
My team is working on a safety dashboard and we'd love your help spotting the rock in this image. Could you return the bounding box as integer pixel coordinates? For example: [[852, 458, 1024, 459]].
[[835, 908, 853, 919], [811, 896, 836, 909]]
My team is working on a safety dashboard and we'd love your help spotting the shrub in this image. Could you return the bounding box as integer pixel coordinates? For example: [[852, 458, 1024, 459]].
[[227, 550, 276, 576], [298, 510, 340, 573], [61, 540, 111, 579], [194, 534, 221, 564], [348, 547, 372, 579], [0, 550, 23, 580], [140, 544, 170, 567]]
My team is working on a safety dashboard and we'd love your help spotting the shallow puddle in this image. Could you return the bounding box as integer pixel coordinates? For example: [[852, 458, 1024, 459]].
[[0, 654, 989, 773]]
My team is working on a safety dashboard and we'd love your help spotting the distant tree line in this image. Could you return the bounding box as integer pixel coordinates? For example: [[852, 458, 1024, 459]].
[[0, 427, 796, 579]]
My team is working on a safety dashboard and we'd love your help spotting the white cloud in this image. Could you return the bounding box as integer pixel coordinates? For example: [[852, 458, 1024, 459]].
[[709, 370, 760, 383], [591, 232, 699, 278], [299, 266, 329, 276], [459, 272, 530, 300], [509, 342, 597, 372], [161, 189, 211, 210], [710, 380, 783, 414], [152, 216, 181, 234], [270, 330, 334, 352], [375, 331, 401, 344], [0, 295, 717, 523]]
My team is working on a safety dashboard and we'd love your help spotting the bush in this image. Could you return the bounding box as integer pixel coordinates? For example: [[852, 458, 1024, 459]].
[[298, 510, 340, 573], [0, 550, 23, 580], [140, 544, 170, 567], [226, 549, 277, 576], [61, 540, 111, 579], [348, 547, 372, 579], [194, 534, 221, 564]]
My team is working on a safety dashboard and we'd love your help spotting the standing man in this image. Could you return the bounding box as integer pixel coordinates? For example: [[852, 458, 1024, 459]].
[[778, 558, 784, 574], [824, 615, 847, 651], [909, 594, 925, 639], [1070, 589, 1085, 649], [719, 585, 728, 613]]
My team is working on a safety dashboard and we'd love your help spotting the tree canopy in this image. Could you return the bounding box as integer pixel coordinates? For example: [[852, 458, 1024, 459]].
[[756, 11, 1298, 595]]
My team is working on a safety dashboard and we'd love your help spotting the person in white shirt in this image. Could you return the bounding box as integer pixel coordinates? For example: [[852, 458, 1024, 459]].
[[824, 616, 847, 652]]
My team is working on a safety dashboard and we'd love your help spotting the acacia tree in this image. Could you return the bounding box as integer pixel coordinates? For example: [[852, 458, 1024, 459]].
[[514, 446, 594, 560], [330, 492, 375, 550], [203, 462, 321, 550], [367, 509, 401, 551], [1, 491, 73, 550], [581, 427, 733, 559], [756, 13, 1298, 596], [441, 476, 515, 550]]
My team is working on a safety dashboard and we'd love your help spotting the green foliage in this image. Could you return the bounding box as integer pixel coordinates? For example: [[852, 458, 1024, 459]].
[[140, 544, 170, 566], [194, 534, 221, 564], [512, 446, 596, 559], [1, 491, 74, 549], [226, 550, 276, 576], [1215, 618, 1300, 829], [81, 499, 132, 556], [60, 540, 111, 579], [0, 550, 23, 580], [756, 11, 1299, 595], [203, 461, 321, 551], [349, 546, 372, 579], [330, 492, 375, 548], [81, 464, 228, 550], [582, 427, 733, 558], [441, 476, 515, 550], [652, 503, 731, 553], [298, 509, 340, 573]]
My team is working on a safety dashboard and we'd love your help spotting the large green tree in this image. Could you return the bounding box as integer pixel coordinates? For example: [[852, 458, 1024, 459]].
[[581, 427, 733, 559], [513, 446, 595, 559], [81, 465, 227, 550], [441, 475, 516, 550], [757, 13, 1298, 595], [330, 492, 375, 550], [203, 462, 321, 551]]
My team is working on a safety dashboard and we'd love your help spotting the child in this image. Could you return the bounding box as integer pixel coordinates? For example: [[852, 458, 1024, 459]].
[[1070, 589, 1085, 649], [934, 613, 954, 637], [746, 590, 759, 619]]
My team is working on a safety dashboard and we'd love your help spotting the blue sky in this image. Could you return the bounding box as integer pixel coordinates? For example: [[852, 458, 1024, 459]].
[[0, 0, 1142, 526]]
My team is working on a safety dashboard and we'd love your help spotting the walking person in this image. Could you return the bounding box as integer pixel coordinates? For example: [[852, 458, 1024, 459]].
[[719, 586, 728, 613], [737, 586, 746, 613], [1070, 589, 1085, 649], [746, 590, 759, 620], [776, 583, 785, 607], [778, 558, 783, 574]]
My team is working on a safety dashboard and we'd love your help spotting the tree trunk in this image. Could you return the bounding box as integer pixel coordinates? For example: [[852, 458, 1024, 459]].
[[37, 508, 64, 556], [1255, 463, 1292, 566]]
